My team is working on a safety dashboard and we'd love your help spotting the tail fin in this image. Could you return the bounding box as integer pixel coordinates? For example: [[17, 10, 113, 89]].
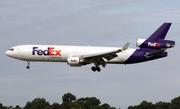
[[137, 23, 175, 49], [146, 23, 171, 41]]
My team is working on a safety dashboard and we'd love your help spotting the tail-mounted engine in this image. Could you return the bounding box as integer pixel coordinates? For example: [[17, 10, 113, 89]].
[[136, 39, 175, 49]]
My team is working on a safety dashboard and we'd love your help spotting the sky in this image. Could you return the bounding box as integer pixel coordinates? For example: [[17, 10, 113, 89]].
[[0, 0, 180, 109]]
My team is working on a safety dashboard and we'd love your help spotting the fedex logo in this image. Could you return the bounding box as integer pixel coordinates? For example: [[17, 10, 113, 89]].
[[148, 42, 160, 47], [32, 47, 61, 56], [71, 59, 78, 62]]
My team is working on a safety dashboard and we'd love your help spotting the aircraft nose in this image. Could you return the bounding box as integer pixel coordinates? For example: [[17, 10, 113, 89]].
[[5, 50, 13, 57], [6, 50, 10, 56]]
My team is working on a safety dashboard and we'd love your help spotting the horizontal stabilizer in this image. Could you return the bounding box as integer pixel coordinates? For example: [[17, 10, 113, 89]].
[[145, 48, 166, 58]]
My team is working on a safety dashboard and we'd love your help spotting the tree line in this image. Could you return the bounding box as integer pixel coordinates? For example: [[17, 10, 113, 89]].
[[0, 92, 180, 109], [0, 93, 115, 109], [128, 96, 180, 109]]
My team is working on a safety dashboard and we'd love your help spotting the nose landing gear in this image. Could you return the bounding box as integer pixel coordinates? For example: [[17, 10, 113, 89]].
[[26, 61, 30, 69]]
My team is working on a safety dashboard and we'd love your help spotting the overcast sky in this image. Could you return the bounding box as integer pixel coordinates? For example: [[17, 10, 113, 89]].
[[0, 0, 180, 109]]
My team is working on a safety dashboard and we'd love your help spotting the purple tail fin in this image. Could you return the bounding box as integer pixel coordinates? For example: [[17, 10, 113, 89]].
[[137, 23, 175, 49], [147, 23, 171, 41]]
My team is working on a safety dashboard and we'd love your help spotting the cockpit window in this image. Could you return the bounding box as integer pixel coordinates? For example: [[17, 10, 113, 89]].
[[9, 48, 14, 51]]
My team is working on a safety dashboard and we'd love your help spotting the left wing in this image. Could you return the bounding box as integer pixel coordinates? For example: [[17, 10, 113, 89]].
[[81, 42, 130, 67]]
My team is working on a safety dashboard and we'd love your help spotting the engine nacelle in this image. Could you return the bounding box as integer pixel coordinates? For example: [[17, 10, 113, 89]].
[[136, 39, 175, 49], [67, 57, 82, 67], [136, 39, 146, 47]]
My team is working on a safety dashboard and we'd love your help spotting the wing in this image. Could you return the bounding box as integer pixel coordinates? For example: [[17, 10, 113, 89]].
[[81, 42, 130, 67]]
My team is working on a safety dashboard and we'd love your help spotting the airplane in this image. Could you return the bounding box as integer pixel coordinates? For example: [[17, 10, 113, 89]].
[[5, 23, 175, 72]]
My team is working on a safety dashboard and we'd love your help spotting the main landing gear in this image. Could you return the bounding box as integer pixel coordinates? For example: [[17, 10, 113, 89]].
[[91, 66, 101, 72], [26, 61, 30, 69]]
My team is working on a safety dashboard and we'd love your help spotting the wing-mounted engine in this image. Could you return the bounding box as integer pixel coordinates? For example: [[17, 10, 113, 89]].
[[136, 39, 175, 49], [67, 56, 87, 67]]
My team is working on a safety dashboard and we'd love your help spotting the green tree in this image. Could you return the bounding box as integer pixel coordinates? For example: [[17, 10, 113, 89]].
[[128, 106, 136, 109], [76, 97, 101, 109], [60, 102, 71, 109], [50, 102, 61, 109], [0, 103, 4, 109], [137, 100, 154, 109], [7, 106, 13, 109], [101, 103, 110, 109], [170, 96, 180, 109], [24, 98, 50, 109], [71, 102, 82, 109], [128, 100, 154, 109], [62, 93, 76, 103], [154, 101, 170, 109], [101, 103, 116, 109], [0, 103, 9, 109]]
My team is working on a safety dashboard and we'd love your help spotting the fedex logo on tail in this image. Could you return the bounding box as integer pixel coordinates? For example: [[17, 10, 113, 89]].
[[148, 42, 160, 47], [32, 47, 61, 56]]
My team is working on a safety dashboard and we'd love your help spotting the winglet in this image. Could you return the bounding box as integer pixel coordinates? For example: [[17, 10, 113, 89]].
[[122, 42, 130, 50]]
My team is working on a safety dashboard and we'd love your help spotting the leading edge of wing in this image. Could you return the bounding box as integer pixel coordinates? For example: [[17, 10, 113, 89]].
[[81, 42, 130, 61]]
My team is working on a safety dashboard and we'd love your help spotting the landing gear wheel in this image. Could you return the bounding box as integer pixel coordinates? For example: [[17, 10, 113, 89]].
[[91, 66, 97, 72], [26, 66, 30, 69], [26, 61, 30, 69], [96, 67, 101, 72], [91, 66, 101, 72]]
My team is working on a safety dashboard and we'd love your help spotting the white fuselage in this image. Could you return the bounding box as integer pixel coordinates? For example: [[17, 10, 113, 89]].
[[6, 45, 136, 64]]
